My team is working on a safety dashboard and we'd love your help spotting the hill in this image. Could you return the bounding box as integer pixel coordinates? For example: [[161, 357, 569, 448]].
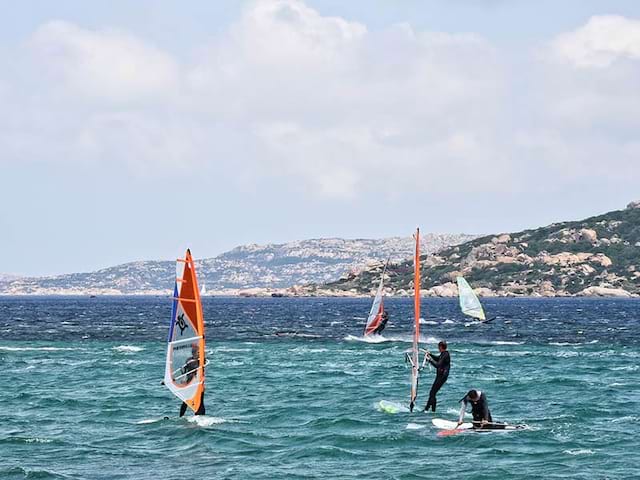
[[321, 202, 640, 297], [0, 234, 475, 295]]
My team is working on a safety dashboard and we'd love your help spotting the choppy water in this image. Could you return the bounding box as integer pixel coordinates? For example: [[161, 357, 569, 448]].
[[1, 297, 639, 479]]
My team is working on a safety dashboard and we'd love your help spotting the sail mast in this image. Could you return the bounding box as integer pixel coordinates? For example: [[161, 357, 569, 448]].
[[410, 228, 421, 412]]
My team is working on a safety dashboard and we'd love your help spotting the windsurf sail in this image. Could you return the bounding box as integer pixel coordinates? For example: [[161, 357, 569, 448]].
[[456, 276, 486, 321], [363, 260, 388, 336], [409, 228, 421, 412], [200, 283, 207, 295], [163, 249, 206, 414]]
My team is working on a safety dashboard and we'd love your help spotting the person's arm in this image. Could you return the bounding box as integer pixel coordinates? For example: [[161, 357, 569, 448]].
[[458, 399, 467, 425], [429, 352, 443, 368]]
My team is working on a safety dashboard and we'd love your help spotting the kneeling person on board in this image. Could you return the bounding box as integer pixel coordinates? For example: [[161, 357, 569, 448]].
[[458, 389, 492, 427], [373, 311, 389, 335], [424, 340, 450, 412], [178, 343, 206, 417]]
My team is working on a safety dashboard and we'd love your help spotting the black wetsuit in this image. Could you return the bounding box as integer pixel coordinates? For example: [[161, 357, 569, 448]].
[[372, 313, 389, 335], [459, 391, 492, 423], [179, 391, 206, 417], [178, 356, 206, 417], [424, 350, 450, 412]]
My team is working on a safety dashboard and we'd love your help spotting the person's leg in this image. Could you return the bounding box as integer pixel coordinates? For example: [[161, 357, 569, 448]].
[[425, 380, 437, 411], [425, 376, 446, 412], [195, 391, 206, 416], [179, 402, 188, 417]]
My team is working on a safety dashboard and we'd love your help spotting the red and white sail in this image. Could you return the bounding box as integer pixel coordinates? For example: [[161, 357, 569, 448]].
[[163, 249, 206, 413], [363, 261, 388, 336]]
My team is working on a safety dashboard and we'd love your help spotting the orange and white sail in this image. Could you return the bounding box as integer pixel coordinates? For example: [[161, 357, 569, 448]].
[[363, 260, 388, 336], [163, 249, 206, 413], [409, 228, 421, 412]]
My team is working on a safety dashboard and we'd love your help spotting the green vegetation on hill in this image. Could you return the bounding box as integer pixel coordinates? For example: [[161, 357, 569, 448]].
[[326, 203, 640, 297]]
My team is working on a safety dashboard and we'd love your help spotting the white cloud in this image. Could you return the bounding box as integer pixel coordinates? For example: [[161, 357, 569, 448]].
[[186, 0, 506, 196], [551, 15, 640, 68], [3, 2, 639, 201], [30, 20, 179, 103]]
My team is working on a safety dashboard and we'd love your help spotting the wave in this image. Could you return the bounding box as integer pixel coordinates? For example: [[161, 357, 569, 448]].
[[406, 422, 427, 430], [0, 346, 80, 352], [112, 345, 144, 353], [442, 320, 455, 325], [0, 466, 69, 479], [344, 334, 390, 344], [24, 437, 54, 444], [136, 417, 167, 424], [185, 415, 228, 427], [490, 341, 524, 345], [344, 334, 440, 344], [564, 449, 595, 456], [419, 319, 438, 325]]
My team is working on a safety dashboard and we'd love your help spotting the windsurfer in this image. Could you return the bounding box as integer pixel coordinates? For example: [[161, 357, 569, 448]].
[[458, 389, 492, 426], [423, 340, 450, 412], [373, 311, 389, 335], [178, 343, 206, 417]]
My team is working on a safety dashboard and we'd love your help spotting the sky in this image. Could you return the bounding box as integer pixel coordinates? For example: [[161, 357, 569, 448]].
[[1, 0, 640, 276]]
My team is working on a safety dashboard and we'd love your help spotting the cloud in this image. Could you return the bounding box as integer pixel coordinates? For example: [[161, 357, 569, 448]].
[[551, 15, 640, 68], [30, 20, 179, 103], [3, 1, 639, 201], [186, 1, 506, 196]]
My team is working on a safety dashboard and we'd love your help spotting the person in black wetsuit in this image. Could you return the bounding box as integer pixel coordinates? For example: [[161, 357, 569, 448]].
[[423, 340, 450, 412], [372, 311, 389, 335], [178, 343, 206, 417], [162, 343, 206, 417], [458, 389, 492, 426]]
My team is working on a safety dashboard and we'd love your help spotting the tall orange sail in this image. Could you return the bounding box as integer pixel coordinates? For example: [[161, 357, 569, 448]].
[[163, 249, 206, 413], [409, 228, 421, 412]]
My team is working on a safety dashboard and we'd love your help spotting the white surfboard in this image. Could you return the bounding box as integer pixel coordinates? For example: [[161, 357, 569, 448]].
[[432, 418, 473, 430], [433, 418, 526, 431]]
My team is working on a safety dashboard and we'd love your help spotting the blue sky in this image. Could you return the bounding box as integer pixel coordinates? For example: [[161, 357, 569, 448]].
[[1, 0, 640, 276]]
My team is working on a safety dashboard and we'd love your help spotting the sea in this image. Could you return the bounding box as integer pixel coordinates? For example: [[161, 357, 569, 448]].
[[0, 296, 638, 479]]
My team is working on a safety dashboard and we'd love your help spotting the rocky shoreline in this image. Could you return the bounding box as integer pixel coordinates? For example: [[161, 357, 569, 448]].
[[1, 285, 634, 298]]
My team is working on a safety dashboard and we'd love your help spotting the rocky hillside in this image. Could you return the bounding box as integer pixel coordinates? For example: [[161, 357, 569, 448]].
[[0, 234, 475, 295], [321, 202, 640, 297]]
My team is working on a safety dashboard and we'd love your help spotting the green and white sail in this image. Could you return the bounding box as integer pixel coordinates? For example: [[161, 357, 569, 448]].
[[456, 276, 486, 321]]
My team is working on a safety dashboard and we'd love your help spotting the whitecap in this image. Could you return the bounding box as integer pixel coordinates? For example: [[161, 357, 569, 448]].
[[442, 320, 455, 325], [186, 415, 227, 427], [0, 346, 78, 352], [136, 418, 165, 425], [406, 423, 427, 430], [344, 334, 389, 344], [112, 345, 144, 353], [419, 319, 438, 325], [564, 449, 594, 456], [491, 341, 524, 345], [215, 347, 249, 353], [24, 438, 53, 444]]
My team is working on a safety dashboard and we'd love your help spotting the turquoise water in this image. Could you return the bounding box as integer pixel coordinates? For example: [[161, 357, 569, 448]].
[[1, 297, 639, 479]]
